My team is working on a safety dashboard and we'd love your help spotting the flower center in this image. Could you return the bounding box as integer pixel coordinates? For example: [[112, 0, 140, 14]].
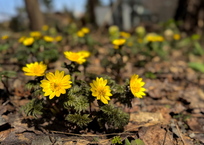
[[71, 54, 80, 60], [51, 82, 61, 91], [32, 67, 39, 73], [131, 86, 140, 92], [98, 88, 106, 97]]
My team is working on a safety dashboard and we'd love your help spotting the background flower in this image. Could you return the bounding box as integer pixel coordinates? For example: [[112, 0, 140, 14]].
[[42, 25, 49, 31], [1, 35, 9, 40], [55, 36, 62, 42], [43, 36, 54, 42], [130, 74, 146, 98], [22, 62, 47, 76], [40, 70, 72, 99], [77, 51, 91, 58], [81, 27, 90, 34], [90, 77, 112, 104], [23, 37, 34, 46], [64, 51, 86, 64], [112, 39, 126, 48], [30, 31, 42, 39], [18, 36, 26, 43], [77, 31, 85, 37]]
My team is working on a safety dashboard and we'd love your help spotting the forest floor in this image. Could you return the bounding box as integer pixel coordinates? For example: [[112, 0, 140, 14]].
[[0, 36, 204, 145]]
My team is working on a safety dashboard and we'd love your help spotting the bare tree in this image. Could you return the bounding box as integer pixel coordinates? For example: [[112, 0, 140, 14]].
[[24, 0, 44, 31]]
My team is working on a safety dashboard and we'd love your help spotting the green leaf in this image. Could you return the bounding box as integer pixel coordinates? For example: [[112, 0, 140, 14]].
[[191, 34, 200, 40], [193, 41, 204, 56], [125, 138, 131, 145], [111, 136, 123, 144], [145, 72, 156, 79], [188, 62, 204, 73], [131, 140, 137, 145], [64, 85, 89, 112], [99, 104, 129, 129], [0, 71, 16, 79], [21, 99, 43, 118], [135, 139, 145, 145], [0, 44, 9, 51]]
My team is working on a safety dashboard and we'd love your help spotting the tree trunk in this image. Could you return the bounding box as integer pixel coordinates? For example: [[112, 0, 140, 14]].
[[24, 0, 44, 31], [88, 0, 96, 26], [174, 0, 204, 34]]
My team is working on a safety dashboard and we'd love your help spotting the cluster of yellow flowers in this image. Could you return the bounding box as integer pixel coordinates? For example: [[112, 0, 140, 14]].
[[76, 27, 90, 37], [22, 60, 146, 104], [18, 31, 63, 46]]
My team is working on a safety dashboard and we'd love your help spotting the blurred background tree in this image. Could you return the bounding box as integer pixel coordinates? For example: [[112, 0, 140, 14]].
[[84, 0, 102, 26], [174, 0, 204, 34], [40, 0, 53, 12], [24, 0, 44, 31], [1, 0, 204, 34]]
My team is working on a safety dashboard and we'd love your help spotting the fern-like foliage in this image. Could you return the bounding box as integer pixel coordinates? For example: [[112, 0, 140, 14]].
[[64, 95, 89, 112], [67, 85, 81, 95], [25, 77, 44, 97], [64, 85, 89, 112], [65, 114, 92, 128], [21, 99, 43, 118], [98, 104, 129, 129]]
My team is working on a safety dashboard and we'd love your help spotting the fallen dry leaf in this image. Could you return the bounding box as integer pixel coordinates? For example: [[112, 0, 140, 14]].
[[138, 124, 173, 145], [125, 111, 164, 131]]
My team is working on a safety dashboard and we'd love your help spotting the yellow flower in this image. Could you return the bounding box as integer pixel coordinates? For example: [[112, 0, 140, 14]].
[[145, 34, 164, 42], [42, 25, 49, 31], [109, 25, 119, 35], [43, 36, 54, 42], [135, 26, 146, 37], [90, 77, 112, 104], [23, 37, 34, 46], [81, 27, 90, 34], [156, 36, 164, 42], [64, 51, 86, 64], [77, 31, 85, 37], [1, 35, 9, 40], [173, 34, 180, 40], [22, 62, 47, 76], [77, 51, 91, 58], [130, 74, 146, 98], [145, 35, 155, 42], [40, 70, 72, 99], [120, 32, 130, 38], [112, 39, 126, 46], [30, 31, 41, 38], [55, 36, 63, 42], [18, 36, 26, 43]]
